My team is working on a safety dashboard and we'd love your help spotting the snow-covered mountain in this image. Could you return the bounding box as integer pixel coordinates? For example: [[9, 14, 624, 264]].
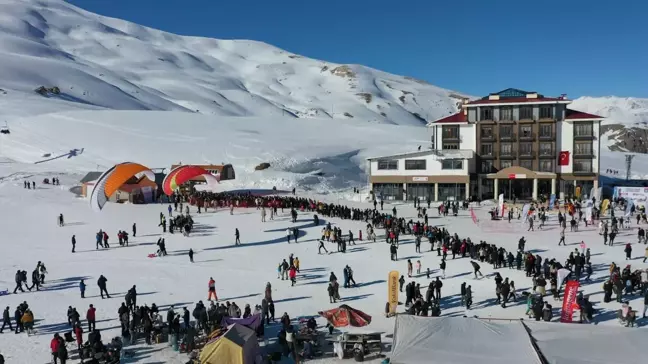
[[0, 0, 647, 181], [0, 0, 468, 125]]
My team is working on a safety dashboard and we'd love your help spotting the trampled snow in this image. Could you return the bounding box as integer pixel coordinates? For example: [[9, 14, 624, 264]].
[[1, 163, 647, 364]]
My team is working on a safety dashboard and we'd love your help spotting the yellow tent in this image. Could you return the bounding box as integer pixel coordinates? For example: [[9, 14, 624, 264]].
[[200, 324, 260, 364]]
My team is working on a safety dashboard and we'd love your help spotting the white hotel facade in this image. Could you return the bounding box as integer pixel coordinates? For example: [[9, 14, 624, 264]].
[[367, 88, 603, 201]]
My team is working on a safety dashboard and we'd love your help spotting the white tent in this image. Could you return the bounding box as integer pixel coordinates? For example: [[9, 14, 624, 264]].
[[390, 316, 648, 364], [524, 321, 648, 364], [390, 316, 542, 364]]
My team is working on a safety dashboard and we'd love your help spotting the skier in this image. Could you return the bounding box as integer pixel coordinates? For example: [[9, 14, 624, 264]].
[[97, 275, 110, 299], [58, 213, 64, 227], [71, 235, 76, 253], [132, 223, 137, 237], [189, 248, 194, 263], [208, 277, 217, 301], [235, 228, 241, 245]]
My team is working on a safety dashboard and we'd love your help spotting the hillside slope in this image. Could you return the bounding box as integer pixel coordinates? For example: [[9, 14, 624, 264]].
[[0, 0, 466, 125], [571, 96, 648, 154]]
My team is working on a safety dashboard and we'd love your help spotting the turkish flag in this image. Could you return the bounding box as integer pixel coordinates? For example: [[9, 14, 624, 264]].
[[558, 151, 570, 166]]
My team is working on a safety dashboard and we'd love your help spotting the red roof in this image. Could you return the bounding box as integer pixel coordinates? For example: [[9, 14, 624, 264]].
[[466, 97, 565, 105], [565, 109, 604, 120], [431, 112, 466, 123]]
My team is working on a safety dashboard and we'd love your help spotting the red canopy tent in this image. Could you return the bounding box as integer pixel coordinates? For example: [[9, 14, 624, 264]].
[[318, 304, 372, 328]]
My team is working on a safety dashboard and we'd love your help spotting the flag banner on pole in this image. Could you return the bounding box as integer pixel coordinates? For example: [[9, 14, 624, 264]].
[[560, 280, 580, 323], [470, 207, 478, 225], [388, 270, 399, 314]]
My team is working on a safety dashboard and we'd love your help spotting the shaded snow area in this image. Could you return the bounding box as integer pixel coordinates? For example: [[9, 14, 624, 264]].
[[1, 163, 647, 363]]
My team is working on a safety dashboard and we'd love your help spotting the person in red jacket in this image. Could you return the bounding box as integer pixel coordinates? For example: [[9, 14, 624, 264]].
[[74, 324, 83, 353], [86, 304, 96, 332], [208, 277, 217, 301], [50, 333, 61, 364], [289, 266, 297, 286]]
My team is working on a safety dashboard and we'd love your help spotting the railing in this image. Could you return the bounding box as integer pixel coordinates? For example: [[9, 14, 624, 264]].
[[519, 151, 536, 159], [539, 149, 555, 158], [499, 150, 516, 159], [519, 132, 535, 141], [480, 133, 496, 141], [500, 133, 516, 141], [480, 152, 497, 159], [538, 133, 554, 140]]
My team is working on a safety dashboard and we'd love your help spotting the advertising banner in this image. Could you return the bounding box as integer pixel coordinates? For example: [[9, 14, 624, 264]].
[[498, 194, 504, 217], [549, 194, 556, 210], [470, 207, 478, 225], [560, 280, 580, 323], [520, 203, 530, 225], [388, 270, 400, 314]]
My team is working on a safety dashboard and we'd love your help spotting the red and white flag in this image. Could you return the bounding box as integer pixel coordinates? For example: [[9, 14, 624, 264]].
[[558, 151, 570, 166]]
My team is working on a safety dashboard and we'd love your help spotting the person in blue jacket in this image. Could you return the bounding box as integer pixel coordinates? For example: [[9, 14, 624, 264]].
[[79, 279, 86, 299]]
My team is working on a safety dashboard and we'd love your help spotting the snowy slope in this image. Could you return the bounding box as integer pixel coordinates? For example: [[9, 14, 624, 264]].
[[1, 110, 431, 192], [0, 0, 465, 124]]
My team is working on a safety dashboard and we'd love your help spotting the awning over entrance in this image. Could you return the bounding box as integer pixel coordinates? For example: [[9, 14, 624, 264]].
[[486, 166, 556, 180]]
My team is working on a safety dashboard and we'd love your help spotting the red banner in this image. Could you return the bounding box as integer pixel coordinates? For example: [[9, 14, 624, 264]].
[[560, 280, 580, 323], [470, 207, 478, 225]]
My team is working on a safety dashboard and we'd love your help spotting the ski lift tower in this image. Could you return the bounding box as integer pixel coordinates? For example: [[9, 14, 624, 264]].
[[625, 154, 635, 181]]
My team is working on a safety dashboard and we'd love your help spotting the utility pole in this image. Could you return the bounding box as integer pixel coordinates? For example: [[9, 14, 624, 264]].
[[625, 154, 635, 180]]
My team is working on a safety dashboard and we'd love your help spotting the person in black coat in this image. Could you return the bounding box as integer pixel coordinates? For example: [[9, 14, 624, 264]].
[[71, 235, 76, 253], [14, 307, 23, 333], [12, 270, 24, 294], [471, 261, 484, 279], [0, 306, 12, 333], [97, 275, 110, 299]]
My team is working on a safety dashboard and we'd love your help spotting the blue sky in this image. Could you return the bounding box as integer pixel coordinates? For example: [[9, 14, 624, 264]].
[[68, 0, 648, 98]]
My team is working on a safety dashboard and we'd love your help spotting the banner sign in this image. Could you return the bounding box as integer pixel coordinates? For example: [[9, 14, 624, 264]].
[[549, 194, 556, 210], [498, 194, 505, 217], [560, 280, 580, 323], [388, 270, 400, 314], [470, 207, 478, 225]]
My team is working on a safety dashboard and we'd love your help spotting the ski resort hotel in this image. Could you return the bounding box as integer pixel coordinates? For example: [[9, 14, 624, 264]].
[[367, 88, 604, 202]]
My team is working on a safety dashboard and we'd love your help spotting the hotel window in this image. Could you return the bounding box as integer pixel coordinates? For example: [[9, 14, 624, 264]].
[[520, 160, 533, 170], [540, 105, 554, 119], [480, 107, 494, 120], [574, 123, 593, 137], [442, 126, 459, 139], [500, 143, 513, 155], [520, 125, 532, 138], [519, 106, 533, 120], [481, 143, 493, 156], [442, 143, 459, 150], [575, 142, 593, 155], [500, 160, 513, 169], [481, 160, 493, 173], [500, 107, 513, 121], [539, 124, 552, 137], [377, 160, 398, 170], [481, 126, 493, 138], [540, 160, 555, 172], [500, 125, 513, 138], [574, 159, 592, 173], [540, 142, 553, 155], [442, 160, 463, 170], [405, 159, 427, 170], [520, 142, 532, 155]]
